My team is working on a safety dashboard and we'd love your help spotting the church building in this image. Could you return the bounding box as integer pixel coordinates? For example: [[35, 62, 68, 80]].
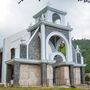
[[1, 6, 86, 86]]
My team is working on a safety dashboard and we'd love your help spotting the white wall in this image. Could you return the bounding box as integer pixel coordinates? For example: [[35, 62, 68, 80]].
[[2, 30, 30, 83]]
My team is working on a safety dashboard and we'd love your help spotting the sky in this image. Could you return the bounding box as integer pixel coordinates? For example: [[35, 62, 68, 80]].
[[0, 0, 90, 47]]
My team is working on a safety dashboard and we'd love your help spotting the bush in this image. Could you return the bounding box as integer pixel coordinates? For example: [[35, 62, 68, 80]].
[[85, 75, 90, 81]]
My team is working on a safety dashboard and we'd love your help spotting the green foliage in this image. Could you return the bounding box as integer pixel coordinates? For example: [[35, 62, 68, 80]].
[[73, 39, 90, 73], [58, 43, 66, 56], [85, 75, 90, 81]]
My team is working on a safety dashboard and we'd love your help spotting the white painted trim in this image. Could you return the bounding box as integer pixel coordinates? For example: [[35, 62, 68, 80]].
[[41, 24, 46, 61], [50, 52, 66, 62], [49, 41, 56, 52], [46, 31, 70, 61], [56, 39, 62, 51], [81, 56, 84, 64], [26, 27, 39, 45], [26, 27, 39, 59], [69, 31, 73, 62]]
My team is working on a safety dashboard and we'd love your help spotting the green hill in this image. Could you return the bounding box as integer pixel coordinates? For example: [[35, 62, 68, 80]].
[[73, 39, 90, 73]]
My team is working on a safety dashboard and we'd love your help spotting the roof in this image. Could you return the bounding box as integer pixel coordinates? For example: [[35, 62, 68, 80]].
[[27, 21, 73, 32], [33, 6, 67, 18]]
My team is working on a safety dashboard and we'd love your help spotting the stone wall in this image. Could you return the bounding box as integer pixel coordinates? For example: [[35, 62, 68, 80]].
[[64, 66, 70, 85], [47, 65, 53, 86], [28, 32, 41, 60], [19, 64, 41, 86], [74, 67, 81, 85], [55, 67, 64, 85], [55, 66, 70, 85]]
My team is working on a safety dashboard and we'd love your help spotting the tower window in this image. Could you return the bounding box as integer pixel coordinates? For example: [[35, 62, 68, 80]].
[[52, 13, 61, 24]]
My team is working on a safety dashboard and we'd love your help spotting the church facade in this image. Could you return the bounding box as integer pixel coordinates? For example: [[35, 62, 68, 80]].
[[1, 6, 86, 86]]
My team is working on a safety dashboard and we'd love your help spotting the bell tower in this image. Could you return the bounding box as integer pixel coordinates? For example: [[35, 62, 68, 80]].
[[32, 6, 74, 86], [33, 6, 66, 25]]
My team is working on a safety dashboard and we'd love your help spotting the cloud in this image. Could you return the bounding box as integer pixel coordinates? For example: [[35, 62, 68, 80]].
[[0, 0, 90, 48], [66, 2, 90, 39]]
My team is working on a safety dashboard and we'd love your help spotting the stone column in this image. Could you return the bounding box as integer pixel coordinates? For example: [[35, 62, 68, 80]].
[[6, 64, 12, 83], [41, 63, 47, 86], [69, 65, 74, 87], [80, 67, 85, 84], [13, 62, 20, 86]]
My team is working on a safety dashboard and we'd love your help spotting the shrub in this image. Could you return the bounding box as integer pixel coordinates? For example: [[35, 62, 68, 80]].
[[85, 75, 90, 81]]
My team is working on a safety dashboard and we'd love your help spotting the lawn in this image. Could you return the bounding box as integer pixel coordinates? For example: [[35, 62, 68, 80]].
[[0, 87, 86, 90]]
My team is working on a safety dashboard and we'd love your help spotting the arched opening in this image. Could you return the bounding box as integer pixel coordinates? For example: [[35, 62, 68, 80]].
[[11, 48, 15, 59], [77, 53, 81, 64], [46, 31, 69, 61], [54, 55, 63, 63], [52, 13, 61, 24], [48, 36, 66, 55]]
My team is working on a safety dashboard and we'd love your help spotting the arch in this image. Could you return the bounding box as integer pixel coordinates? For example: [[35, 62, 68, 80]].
[[52, 13, 61, 24], [11, 48, 15, 59], [50, 52, 66, 62], [49, 41, 56, 52], [76, 52, 81, 64], [46, 31, 69, 61]]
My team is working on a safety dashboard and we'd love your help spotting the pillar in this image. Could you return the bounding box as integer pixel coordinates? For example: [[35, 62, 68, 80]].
[[69, 65, 74, 87], [13, 62, 20, 86], [69, 31, 73, 62], [41, 63, 47, 86], [40, 23, 47, 86], [41, 24, 46, 61], [80, 67, 85, 84]]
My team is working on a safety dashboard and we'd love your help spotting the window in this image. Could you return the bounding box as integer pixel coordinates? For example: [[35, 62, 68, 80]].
[[77, 53, 81, 64], [11, 48, 15, 59], [52, 13, 61, 24], [20, 44, 27, 59]]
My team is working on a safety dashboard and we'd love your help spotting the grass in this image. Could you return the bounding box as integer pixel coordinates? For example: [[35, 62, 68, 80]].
[[0, 87, 86, 90]]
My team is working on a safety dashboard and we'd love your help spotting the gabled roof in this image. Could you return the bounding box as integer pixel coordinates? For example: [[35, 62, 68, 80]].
[[33, 6, 67, 18]]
